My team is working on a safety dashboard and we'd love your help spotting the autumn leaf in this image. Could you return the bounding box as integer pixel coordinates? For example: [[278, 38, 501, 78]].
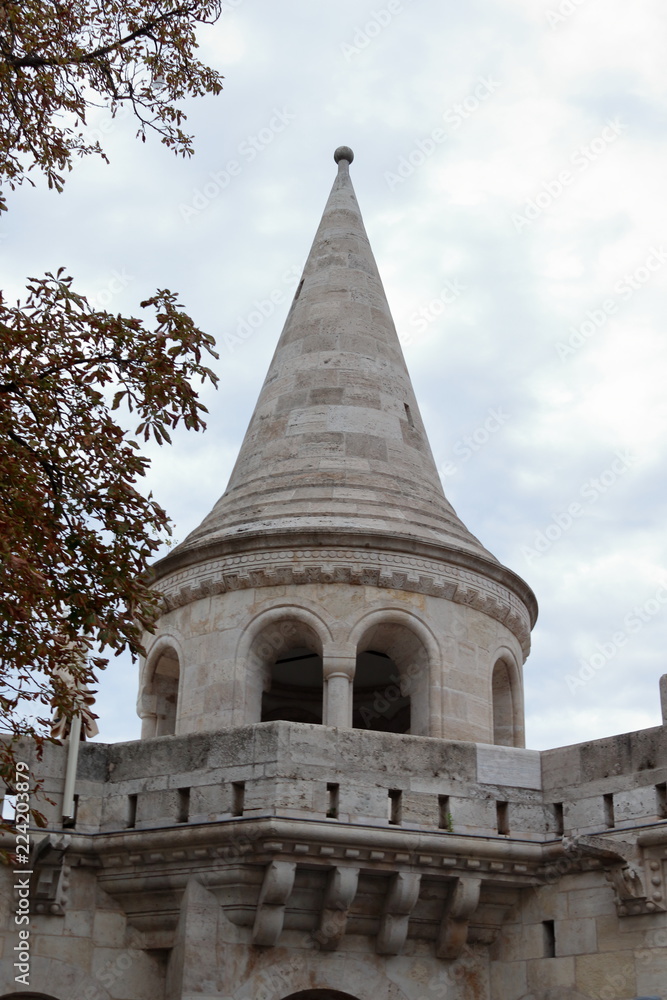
[[0, 0, 225, 830]]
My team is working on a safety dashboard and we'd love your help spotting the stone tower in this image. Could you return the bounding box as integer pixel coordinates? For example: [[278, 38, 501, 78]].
[[137, 146, 537, 749], [2, 150, 666, 1000]]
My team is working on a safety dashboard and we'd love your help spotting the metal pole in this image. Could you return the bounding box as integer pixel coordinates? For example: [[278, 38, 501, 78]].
[[62, 712, 82, 823]]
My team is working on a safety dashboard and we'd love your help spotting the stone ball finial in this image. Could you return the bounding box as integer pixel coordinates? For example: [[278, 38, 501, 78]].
[[334, 146, 354, 165]]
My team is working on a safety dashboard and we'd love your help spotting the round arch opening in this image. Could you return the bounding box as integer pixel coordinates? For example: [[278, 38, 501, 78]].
[[142, 644, 181, 738], [251, 617, 325, 725], [492, 656, 521, 747], [353, 619, 430, 736]]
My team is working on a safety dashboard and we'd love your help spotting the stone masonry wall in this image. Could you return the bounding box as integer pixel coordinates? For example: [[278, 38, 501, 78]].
[[2, 723, 667, 1000]]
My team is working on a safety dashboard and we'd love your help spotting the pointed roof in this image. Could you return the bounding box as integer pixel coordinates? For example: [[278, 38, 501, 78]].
[[163, 149, 505, 573]]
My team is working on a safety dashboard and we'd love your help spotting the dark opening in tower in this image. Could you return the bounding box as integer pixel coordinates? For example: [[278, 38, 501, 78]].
[[352, 650, 411, 733], [352, 619, 430, 735], [261, 647, 324, 724]]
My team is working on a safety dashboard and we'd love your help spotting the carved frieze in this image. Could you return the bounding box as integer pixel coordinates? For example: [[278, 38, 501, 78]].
[[155, 546, 532, 654]]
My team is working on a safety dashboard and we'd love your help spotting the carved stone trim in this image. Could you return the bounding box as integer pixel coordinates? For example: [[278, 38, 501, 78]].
[[86, 820, 554, 955], [30, 833, 72, 916], [156, 547, 532, 654]]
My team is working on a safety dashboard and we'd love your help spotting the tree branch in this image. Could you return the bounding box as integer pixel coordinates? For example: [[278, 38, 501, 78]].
[[4, 4, 199, 70]]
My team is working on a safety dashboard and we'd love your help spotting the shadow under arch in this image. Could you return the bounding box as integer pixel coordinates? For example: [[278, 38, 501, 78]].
[[282, 992, 362, 1000], [348, 608, 439, 737], [237, 603, 335, 725], [518, 990, 593, 1000], [1, 994, 62, 999], [231, 957, 412, 1000]]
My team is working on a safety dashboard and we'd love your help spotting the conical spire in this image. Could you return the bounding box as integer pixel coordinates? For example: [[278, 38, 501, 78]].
[[176, 148, 497, 564]]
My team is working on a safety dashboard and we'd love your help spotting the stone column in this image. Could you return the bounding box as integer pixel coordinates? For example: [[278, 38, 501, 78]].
[[323, 656, 356, 728], [660, 675, 667, 725]]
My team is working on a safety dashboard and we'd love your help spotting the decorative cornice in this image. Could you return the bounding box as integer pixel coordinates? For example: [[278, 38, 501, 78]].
[[153, 539, 534, 655], [78, 817, 554, 954], [22, 817, 555, 870]]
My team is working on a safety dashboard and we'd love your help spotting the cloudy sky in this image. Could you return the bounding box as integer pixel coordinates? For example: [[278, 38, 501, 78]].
[[4, 0, 667, 751]]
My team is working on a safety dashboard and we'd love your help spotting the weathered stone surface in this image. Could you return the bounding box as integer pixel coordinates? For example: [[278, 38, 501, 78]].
[[476, 745, 542, 789], [137, 150, 536, 749], [574, 951, 636, 997], [164, 158, 502, 564], [490, 961, 528, 1000]]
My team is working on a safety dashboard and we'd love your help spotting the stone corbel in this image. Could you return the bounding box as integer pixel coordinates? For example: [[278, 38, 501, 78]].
[[563, 833, 638, 866], [436, 876, 481, 959], [315, 866, 359, 951], [252, 860, 297, 946], [563, 834, 666, 916], [30, 833, 72, 916], [377, 871, 422, 955]]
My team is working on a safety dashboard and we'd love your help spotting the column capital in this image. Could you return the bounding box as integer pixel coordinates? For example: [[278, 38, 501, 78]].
[[323, 655, 356, 680]]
